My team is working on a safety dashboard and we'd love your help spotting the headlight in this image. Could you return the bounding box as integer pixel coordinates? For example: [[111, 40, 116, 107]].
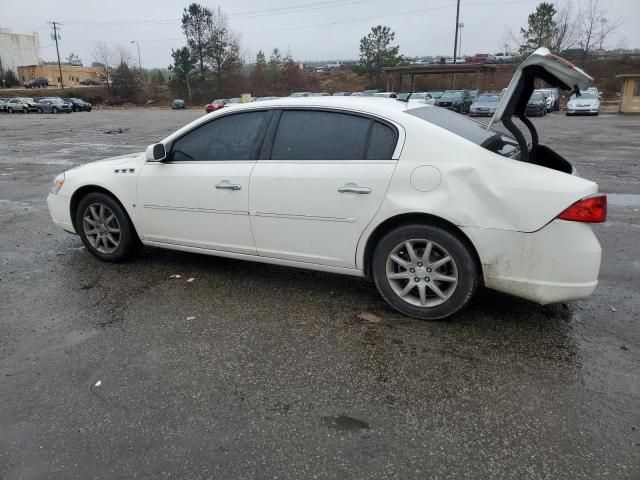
[[51, 172, 65, 194]]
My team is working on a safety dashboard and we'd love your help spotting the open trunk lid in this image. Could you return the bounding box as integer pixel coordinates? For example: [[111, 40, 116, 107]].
[[489, 48, 592, 128]]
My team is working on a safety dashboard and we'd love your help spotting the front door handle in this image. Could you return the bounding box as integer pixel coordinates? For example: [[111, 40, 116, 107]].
[[215, 182, 242, 191], [338, 185, 371, 194]]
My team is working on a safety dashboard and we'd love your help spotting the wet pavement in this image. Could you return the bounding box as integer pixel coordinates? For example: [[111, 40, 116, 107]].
[[1, 109, 639, 479]]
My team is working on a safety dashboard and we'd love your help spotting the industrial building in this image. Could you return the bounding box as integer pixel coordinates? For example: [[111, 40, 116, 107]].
[[0, 28, 40, 75], [17, 63, 104, 87]]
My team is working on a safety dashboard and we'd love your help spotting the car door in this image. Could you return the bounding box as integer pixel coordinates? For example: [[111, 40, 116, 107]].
[[136, 110, 272, 255], [249, 109, 399, 269]]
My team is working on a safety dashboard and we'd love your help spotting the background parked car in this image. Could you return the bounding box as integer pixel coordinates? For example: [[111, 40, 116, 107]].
[[205, 99, 227, 113], [332, 91, 352, 96], [566, 90, 600, 116], [63, 97, 92, 112], [525, 91, 547, 116], [435, 90, 473, 113], [374, 92, 398, 98], [35, 98, 73, 114], [289, 92, 311, 98], [0, 98, 8, 112], [24, 77, 48, 89], [469, 93, 501, 116], [79, 78, 100, 86], [171, 99, 187, 110], [5, 97, 38, 113]]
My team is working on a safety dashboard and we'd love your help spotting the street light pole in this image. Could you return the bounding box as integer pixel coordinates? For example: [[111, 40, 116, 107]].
[[458, 22, 465, 59], [131, 41, 142, 69]]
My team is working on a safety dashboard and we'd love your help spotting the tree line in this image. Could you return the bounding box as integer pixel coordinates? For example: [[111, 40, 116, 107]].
[[72, 0, 624, 104], [515, 0, 621, 56]]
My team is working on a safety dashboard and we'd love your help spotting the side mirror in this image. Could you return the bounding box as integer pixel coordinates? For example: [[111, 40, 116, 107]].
[[145, 143, 166, 161]]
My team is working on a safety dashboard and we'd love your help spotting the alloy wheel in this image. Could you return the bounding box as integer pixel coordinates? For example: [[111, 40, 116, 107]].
[[385, 239, 458, 308], [82, 203, 121, 254]]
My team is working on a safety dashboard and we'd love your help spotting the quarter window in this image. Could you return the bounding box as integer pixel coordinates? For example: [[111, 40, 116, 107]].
[[633, 79, 640, 97], [271, 110, 371, 160], [170, 111, 270, 161], [366, 122, 396, 159]]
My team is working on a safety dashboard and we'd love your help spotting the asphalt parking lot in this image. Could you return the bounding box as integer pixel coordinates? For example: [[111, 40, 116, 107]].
[[1, 109, 639, 479]]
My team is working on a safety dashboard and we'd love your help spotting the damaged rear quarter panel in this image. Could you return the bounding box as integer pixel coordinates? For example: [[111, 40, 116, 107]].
[[356, 115, 598, 268]]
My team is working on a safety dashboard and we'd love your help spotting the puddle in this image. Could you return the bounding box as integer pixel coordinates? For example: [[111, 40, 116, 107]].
[[607, 193, 640, 207], [323, 415, 371, 431]]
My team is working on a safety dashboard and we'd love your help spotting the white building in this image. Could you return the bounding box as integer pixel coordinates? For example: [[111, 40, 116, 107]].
[[0, 28, 40, 76]]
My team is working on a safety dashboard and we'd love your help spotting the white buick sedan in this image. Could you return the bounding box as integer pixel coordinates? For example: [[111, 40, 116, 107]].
[[47, 49, 605, 320]]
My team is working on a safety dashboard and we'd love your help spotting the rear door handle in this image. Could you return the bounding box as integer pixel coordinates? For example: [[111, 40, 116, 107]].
[[215, 182, 242, 191], [338, 185, 371, 194]]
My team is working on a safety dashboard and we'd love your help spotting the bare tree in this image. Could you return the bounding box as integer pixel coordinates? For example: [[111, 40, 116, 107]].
[[552, 1, 578, 52], [577, 0, 621, 54], [92, 41, 114, 91], [113, 44, 134, 67], [206, 7, 242, 96]]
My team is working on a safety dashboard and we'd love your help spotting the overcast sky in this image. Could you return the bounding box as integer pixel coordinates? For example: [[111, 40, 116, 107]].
[[3, 0, 638, 67]]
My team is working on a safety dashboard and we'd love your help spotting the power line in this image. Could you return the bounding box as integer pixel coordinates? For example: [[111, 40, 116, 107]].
[[241, 0, 539, 35], [58, 0, 377, 26]]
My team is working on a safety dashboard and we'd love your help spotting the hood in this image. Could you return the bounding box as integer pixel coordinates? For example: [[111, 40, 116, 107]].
[[472, 101, 498, 107], [568, 97, 598, 106], [73, 152, 144, 170], [490, 47, 592, 127]]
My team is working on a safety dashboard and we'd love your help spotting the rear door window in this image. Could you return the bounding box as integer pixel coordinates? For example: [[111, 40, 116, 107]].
[[270, 110, 371, 160]]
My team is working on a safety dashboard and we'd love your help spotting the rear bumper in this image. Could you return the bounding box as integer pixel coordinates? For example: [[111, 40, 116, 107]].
[[47, 193, 75, 233], [462, 220, 601, 304]]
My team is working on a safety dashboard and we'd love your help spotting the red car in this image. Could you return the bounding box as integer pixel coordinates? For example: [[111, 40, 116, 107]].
[[205, 99, 227, 113]]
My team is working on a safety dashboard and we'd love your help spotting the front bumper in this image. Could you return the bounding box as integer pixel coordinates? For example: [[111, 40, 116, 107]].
[[462, 220, 601, 304], [47, 193, 75, 233], [566, 108, 598, 115]]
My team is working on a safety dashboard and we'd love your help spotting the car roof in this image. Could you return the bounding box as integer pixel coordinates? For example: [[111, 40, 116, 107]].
[[219, 96, 412, 117]]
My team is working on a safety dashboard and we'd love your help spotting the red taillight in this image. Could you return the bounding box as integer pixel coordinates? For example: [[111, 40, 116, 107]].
[[557, 194, 607, 223]]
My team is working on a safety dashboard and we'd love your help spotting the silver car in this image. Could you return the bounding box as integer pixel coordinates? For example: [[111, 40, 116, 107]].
[[566, 90, 600, 116], [35, 97, 73, 114], [469, 93, 501, 116]]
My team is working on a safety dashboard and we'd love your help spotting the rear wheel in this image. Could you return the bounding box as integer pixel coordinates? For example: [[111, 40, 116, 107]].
[[7, 107, 13, 114], [76, 192, 140, 262], [37, 108, 43, 114], [372, 224, 479, 320], [52, 107, 58, 114]]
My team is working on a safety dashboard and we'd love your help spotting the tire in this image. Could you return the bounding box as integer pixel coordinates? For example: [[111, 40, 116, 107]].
[[37, 108, 43, 114], [75, 192, 141, 262], [52, 107, 58, 114], [371, 224, 479, 320], [24, 108, 29, 114], [7, 107, 13, 114], [73, 106, 78, 112]]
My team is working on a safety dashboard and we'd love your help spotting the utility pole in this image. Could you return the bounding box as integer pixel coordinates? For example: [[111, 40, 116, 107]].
[[48, 21, 64, 89], [453, 0, 461, 64]]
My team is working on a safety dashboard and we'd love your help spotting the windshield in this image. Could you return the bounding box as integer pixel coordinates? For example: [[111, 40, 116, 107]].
[[476, 94, 500, 103], [406, 106, 519, 158], [441, 91, 463, 100], [529, 92, 543, 101], [428, 91, 444, 98], [571, 91, 597, 100]]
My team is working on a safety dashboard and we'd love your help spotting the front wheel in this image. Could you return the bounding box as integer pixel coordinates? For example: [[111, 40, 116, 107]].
[[75, 192, 141, 262], [37, 108, 43, 114], [52, 107, 58, 114], [372, 224, 479, 320], [7, 107, 13, 114]]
